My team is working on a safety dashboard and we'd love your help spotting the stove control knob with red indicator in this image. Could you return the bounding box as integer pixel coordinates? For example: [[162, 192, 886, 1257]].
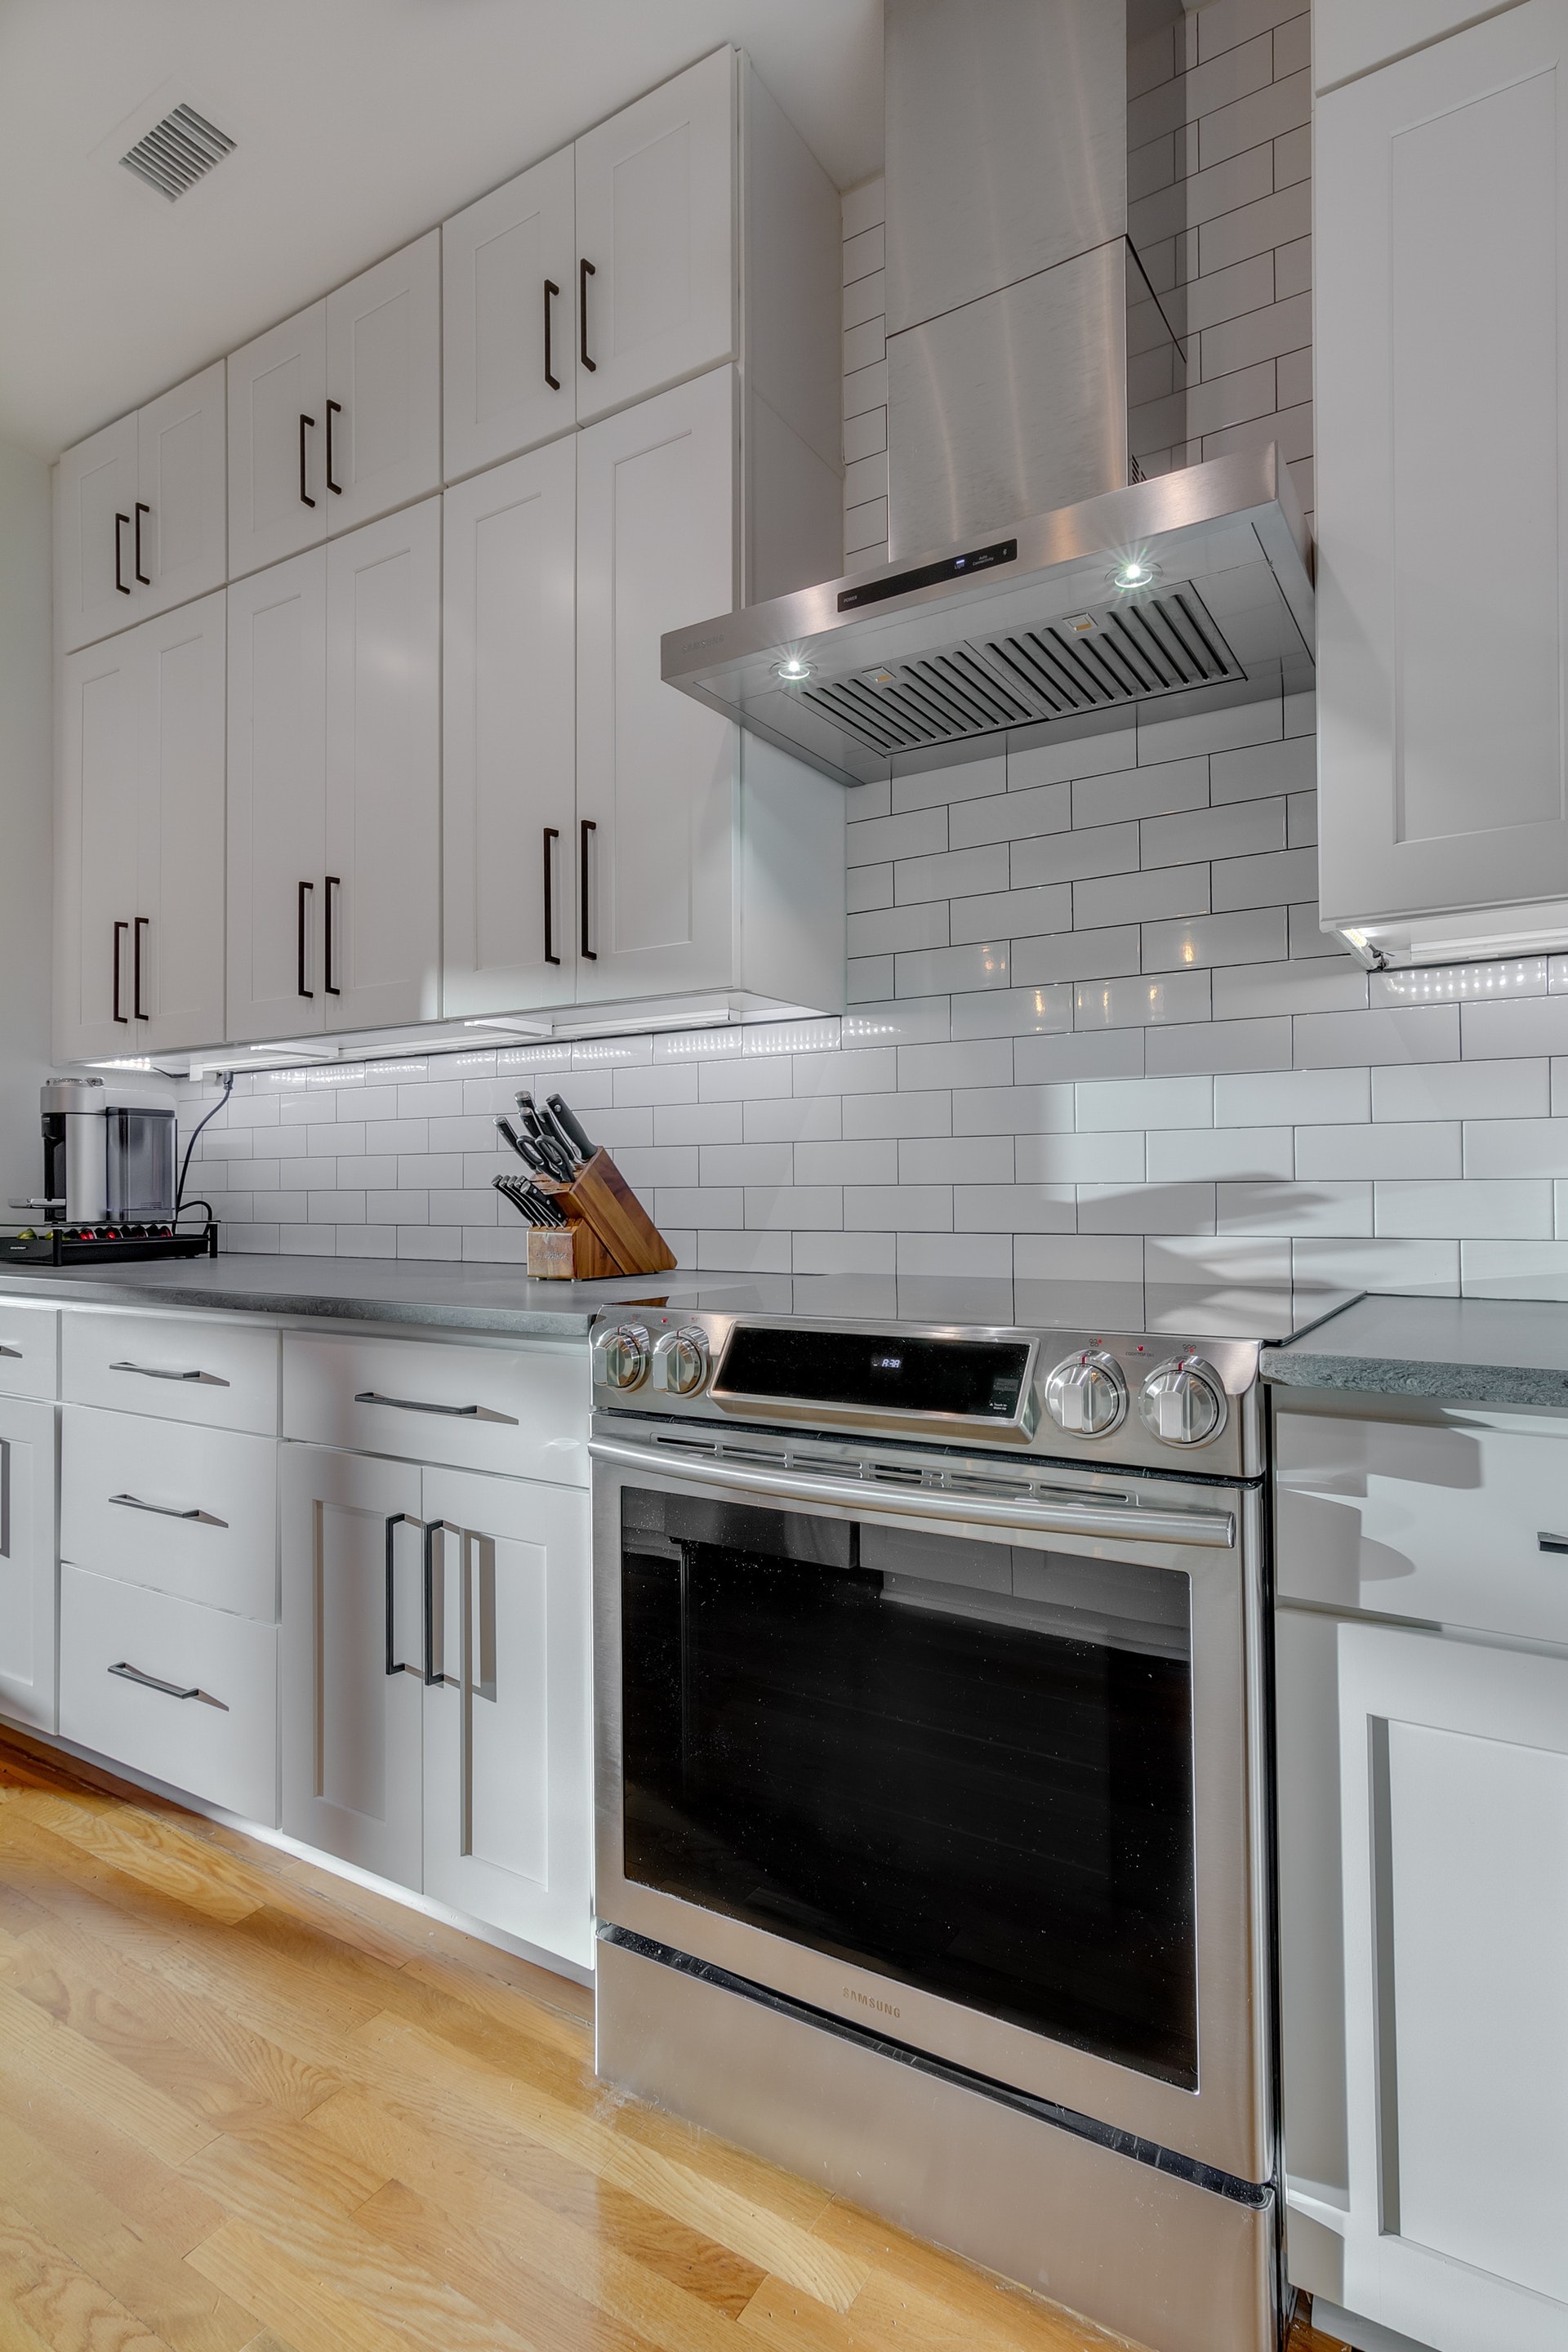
[[1139, 1354, 1227, 1446], [652, 1326, 710, 1396], [1043, 1349, 1128, 1437], [594, 1322, 651, 1391]]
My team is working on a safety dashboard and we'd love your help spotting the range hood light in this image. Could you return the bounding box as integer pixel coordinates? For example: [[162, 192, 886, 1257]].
[[773, 655, 814, 684], [1109, 555, 1160, 592]]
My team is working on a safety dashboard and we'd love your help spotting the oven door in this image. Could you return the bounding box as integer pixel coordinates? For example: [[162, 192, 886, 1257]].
[[592, 1416, 1272, 2186]]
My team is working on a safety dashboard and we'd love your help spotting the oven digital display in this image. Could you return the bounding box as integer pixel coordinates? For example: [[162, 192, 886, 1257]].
[[713, 1326, 1031, 1419]]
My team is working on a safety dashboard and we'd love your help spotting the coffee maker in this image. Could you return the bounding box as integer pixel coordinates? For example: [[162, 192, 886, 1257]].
[[5, 1078, 214, 1263]]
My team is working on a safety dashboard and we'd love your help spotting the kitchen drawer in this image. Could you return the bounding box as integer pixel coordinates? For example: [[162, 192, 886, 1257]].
[[60, 1406, 278, 1621], [282, 1333, 589, 1485], [0, 1300, 58, 1399], [62, 1311, 278, 1435], [1276, 1405, 1568, 1645], [59, 1562, 278, 1824]]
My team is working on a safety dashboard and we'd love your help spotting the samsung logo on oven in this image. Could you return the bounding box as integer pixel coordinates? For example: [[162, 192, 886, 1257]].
[[844, 1986, 901, 2019]]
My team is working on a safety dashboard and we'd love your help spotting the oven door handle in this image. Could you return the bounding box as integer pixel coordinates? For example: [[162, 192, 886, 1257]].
[[586, 1437, 1235, 1548]]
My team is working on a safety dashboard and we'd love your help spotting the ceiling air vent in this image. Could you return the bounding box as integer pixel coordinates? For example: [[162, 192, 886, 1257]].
[[121, 104, 235, 201]]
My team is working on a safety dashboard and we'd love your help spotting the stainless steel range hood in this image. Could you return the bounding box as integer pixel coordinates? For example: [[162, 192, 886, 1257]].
[[662, 0, 1315, 788]]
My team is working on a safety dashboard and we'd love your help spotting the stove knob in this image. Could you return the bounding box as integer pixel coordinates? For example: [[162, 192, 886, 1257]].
[[652, 1325, 710, 1396], [1043, 1349, 1127, 1437], [1139, 1355, 1227, 1447], [594, 1322, 651, 1392]]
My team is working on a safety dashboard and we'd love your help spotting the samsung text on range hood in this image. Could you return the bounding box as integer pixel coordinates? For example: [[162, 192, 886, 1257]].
[[664, 448, 1314, 789]]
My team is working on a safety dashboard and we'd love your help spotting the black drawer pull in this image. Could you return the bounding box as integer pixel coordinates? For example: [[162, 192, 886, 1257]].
[[115, 511, 131, 594], [299, 412, 316, 507], [109, 1361, 231, 1388], [109, 1661, 229, 1711], [544, 278, 560, 390], [110, 1492, 228, 1528], [134, 502, 150, 586], [354, 1390, 518, 1427], [0, 1346, 20, 1361], [1539, 1532, 1568, 1553]]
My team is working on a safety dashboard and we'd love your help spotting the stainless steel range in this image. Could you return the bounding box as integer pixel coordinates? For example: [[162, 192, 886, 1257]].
[[590, 1307, 1282, 2352]]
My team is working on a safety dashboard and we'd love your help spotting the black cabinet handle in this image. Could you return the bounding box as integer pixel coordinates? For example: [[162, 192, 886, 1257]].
[[326, 399, 342, 494], [354, 1390, 517, 1425], [109, 1660, 228, 1711], [109, 1492, 228, 1528], [324, 875, 341, 995], [299, 413, 316, 508], [115, 513, 131, 594], [113, 921, 128, 1022], [385, 1512, 421, 1677], [134, 502, 150, 585], [133, 916, 149, 1020], [543, 826, 559, 964], [110, 1360, 229, 1386], [544, 279, 560, 391], [297, 879, 314, 998], [579, 258, 596, 372], [1540, 1532, 1568, 1553], [423, 1520, 462, 1689], [580, 817, 597, 959]]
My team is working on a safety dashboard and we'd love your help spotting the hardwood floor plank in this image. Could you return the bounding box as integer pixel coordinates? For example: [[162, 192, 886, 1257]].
[[0, 1976, 214, 2168], [0, 1793, 262, 1928], [184, 2224, 425, 2352], [0, 2194, 177, 2352]]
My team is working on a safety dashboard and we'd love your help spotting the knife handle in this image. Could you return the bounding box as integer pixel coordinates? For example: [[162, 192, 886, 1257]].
[[546, 1094, 596, 1161]]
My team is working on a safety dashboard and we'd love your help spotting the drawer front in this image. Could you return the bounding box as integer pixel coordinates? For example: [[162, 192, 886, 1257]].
[[63, 1311, 278, 1434], [59, 1562, 278, 1824], [282, 1333, 589, 1484], [60, 1406, 278, 1621], [0, 1301, 58, 1400], [1276, 1405, 1568, 1643]]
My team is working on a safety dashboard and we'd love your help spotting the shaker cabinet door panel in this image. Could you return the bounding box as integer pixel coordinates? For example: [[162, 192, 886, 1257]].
[[1337, 1624, 1568, 2352], [420, 1467, 592, 1964], [136, 591, 227, 1053], [227, 303, 328, 578], [227, 550, 328, 1040], [56, 635, 143, 1062], [55, 411, 138, 654], [574, 366, 738, 1003], [1316, 3, 1568, 931], [324, 499, 443, 1029], [325, 230, 442, 534], [135, 362, 227, 622], [443, 147, 577, 480], [0, 1396, 57, 1732], [443, 441, 577, 1015], [281, 1445, 424, 1888], [573, 47, 737, 424]]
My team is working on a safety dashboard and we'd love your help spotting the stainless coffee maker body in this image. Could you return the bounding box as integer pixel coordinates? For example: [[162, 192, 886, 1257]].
[[38, 1078, 177, 1226]]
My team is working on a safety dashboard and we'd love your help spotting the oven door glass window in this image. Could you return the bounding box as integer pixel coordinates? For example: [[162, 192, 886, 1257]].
[[620, 1486, 1196, 2089]]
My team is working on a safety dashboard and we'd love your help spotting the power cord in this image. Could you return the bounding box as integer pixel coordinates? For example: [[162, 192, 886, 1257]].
[[176, 1070, 234, 1217]]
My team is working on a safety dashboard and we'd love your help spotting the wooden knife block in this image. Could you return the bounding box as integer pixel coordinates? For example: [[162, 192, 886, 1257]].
[[528, 1148, 677, 1280]]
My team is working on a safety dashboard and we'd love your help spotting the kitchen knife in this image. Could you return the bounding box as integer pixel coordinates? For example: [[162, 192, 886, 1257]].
[[492, 1174, 542, 1225], [497, 1120, 556, 1181], [514, 1094, 575, 1180], [539, 1100, 586, 1169], [546, 1095, 596, 1161], [496, 1117, 533, 1164]]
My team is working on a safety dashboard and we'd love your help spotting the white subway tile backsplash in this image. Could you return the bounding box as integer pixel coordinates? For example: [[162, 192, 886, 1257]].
[[1463, 1120, 1568, 1178], [895, 942, 1012, 995], [1298, 1122, 1461, 1179], [1072, 759, 1209, 827], [1294, 1005, 1459, 1067], [1012, 929, 1141, 987], [1218, 1181, 1372, 1236], [956, 1186, 1077, 1232], [1374, 1181, 1553, 1240], [1078, 1076, 1213, 1131], [1216, 1066, 1369, 1125], [1375, 1059, 1551, 1122], [1076, 971, 1212, 1029], [952, 885, 1071, 946], [1148, 1126, 1294, 1180], [950, 986, 1075, 1038], [1146, 1018, 1294, 1075], [1010, 822, 1139, 884], [1020, 1133, 1146, 1183], [951, 782, 1071, 850], [1078, 1183, 1216, 1234], [1141, 907, 1288, 971], [952, 1083, 1075, 1136]]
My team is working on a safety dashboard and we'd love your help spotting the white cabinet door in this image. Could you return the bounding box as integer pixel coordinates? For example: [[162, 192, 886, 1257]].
[[281, 1445, 424, 1887], [421, 1467, 592, 1964], [324, 499, 442, 1028], [1316, 3, 1568, 937], [55, 410, 138, 654], [135, 362, 227, 623], [227, 301, 328, 579], [56, 631, 143, 1061], [227, 550, 328, 1041], [443, 147, 577, 481], [1315, 0, 1496, 92], [575, 366, 738, 1002], [0, 1396, 56, 1732], [325, 230, 442, 534], [443, 442, 577, 1016], [135, 591, 227, 1054], [573, 48, 737, 425], [1338, 1624, 1568, 2352]]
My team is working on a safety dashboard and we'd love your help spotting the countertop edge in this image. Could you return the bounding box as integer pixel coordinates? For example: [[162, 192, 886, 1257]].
[[1260, 1345, 1568, 1409], [0, 1272, 599, 1339]]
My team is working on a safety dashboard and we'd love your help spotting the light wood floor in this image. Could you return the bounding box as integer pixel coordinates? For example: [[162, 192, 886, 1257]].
[[0, 1731, 1343, 2352]]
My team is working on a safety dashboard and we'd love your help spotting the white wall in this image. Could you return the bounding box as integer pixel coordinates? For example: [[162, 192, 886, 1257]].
[[0, 439, 52, 1214]]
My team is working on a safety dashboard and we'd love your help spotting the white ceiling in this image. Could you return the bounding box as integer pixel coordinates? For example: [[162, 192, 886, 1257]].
[[0, 0, 884, 458]]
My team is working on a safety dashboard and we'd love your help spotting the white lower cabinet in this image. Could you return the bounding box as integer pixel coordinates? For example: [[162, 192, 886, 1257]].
[[58, 1561, 278, 1823], [281, 1441, 592, 1963], [0, 1396, 57, 1731], [1334, 1624, 1568, 2352]]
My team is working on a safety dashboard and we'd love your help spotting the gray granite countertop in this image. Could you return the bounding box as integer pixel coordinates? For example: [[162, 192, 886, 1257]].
[[0, 1254, 762, 1339], [1262, 1292, 1568, 1409]]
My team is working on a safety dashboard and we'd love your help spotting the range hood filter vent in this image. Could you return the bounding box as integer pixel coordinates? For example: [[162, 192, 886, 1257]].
[[800, 585, 1245, 757], [121, 104, 235, 201]]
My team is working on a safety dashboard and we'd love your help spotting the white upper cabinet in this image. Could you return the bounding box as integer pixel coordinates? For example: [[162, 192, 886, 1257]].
[[227, 302, 328, 578], [443, 147, 577, 480], [1314, 0, 1498, 91], [443, 439, 577, 1017], [227, 548, 329, 1041], [56, 363, 226, 653], [573, 47, 737, 425], [324, 498, 442, 1027], [1316, 1, 1568, 965], [324, 231, 442, 533], [56, 593, 226, 1062]]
